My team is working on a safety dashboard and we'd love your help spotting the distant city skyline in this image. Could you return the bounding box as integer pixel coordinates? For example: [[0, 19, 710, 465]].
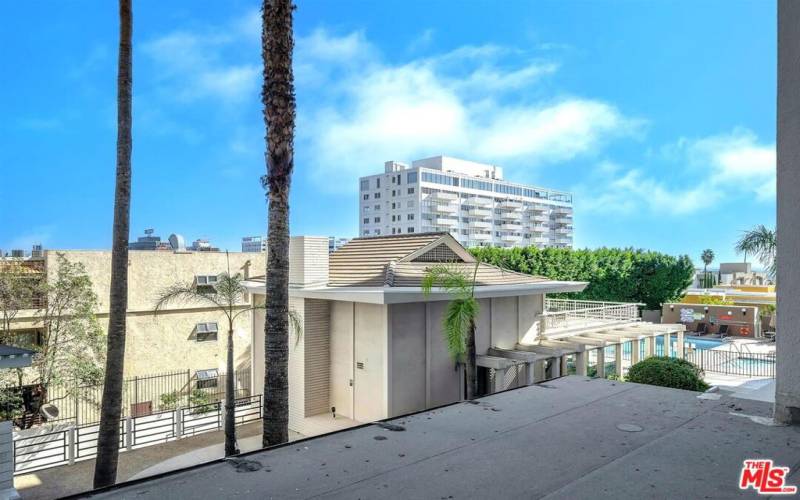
[[1, 1, 775, 264]]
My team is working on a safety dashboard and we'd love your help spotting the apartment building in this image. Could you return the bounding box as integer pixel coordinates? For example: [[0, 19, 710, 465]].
[[6, 250, 265, 377], [358, 156, 574, 248], [242, 236, 266, 253]]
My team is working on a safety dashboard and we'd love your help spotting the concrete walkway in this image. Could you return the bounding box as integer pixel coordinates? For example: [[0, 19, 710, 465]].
[[80, 376, 800, 499]]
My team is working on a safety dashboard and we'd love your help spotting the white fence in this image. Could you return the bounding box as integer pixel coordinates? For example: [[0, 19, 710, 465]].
[[543, 298, 640, 331], [12, 394, 261, 475]]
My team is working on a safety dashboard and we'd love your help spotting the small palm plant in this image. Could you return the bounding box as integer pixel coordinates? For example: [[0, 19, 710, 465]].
[[421, 262, 480, 400], [736, 225, 776, 281], [154, 260, 301, 457], [700, 249, 715, 288]]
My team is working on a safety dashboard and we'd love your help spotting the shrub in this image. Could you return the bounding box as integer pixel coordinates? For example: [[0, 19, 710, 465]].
[[188, 388, 214, 414], [159, 391, 180, 411], [626, 357, 709, 392]]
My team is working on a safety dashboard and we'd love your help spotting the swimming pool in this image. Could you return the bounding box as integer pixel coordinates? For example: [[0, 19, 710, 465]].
[[682, 336, 724, 351]]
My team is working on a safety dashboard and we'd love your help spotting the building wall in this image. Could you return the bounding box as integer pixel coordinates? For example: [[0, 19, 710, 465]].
[[11, 250, 265, 378], [661, 303, 760, 336], [388, 302, 427, 416]]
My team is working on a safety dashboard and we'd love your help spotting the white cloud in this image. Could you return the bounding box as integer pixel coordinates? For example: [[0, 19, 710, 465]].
[[298, 30, 641, 191], [578, 129, 775, 215], [142, 30, 258, 104]]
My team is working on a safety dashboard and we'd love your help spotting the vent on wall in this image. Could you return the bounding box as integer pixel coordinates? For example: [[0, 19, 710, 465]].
[[412, 244, 463, 263], [356, 362, 365, 370]]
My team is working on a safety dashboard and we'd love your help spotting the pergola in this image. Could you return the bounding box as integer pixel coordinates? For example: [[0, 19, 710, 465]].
[[484, 323, 686, 383]]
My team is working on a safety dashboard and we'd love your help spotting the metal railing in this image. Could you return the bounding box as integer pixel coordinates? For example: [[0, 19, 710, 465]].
[[13, 394, 262, 475], [5, 368, 252, 428], [685, 348, 775, 377], [542, 299, 640, 331]]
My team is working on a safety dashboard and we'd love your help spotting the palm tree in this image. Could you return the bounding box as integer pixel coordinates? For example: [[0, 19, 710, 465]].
[[153, 262, 302, 457], [155, 268, 246, 457], [700, 249, 715, 288], [421, 262, 481, 400], [94, 0, 132, 488], [261, 0, 296, 447], [736, 225, 777, 280]]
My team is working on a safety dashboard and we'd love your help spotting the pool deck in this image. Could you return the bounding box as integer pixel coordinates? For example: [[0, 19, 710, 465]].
[[75, 376, 800, 500]]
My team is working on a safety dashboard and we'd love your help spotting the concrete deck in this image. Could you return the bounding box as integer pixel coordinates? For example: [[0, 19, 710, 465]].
[[78, 377, 800, 499]]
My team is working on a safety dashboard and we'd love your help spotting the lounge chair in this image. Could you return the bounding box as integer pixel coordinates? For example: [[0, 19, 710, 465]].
[[695, 322, 708, 335]]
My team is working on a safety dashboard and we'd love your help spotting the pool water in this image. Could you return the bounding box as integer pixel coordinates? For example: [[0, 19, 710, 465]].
[[619, 336, 723, 358]]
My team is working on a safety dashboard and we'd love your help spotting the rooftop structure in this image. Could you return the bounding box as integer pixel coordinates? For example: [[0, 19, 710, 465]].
[[358, 156, 573, 249], [243, 233, 684, 436]]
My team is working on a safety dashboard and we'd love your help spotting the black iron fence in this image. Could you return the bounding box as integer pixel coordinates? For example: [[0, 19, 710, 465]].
[[5, 368, 252, 427], [685, 348, 775, 378]]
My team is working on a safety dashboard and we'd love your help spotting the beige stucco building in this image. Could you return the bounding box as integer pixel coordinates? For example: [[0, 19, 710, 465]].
[[8, 249, 265, 378], [246, 233, 685, 436]]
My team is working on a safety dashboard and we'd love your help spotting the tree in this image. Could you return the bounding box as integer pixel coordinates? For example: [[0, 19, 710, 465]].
[[0, 261, 42, 343], [153, 260, 302, 457], [470, 246, 694, 310], [736, 225, 776, 281], [94, 0, 133, 488], [32, 255, 105, 395], [421, 263, 480, 400], [700, 249, 714, 288], [261, 0, 296, 447]]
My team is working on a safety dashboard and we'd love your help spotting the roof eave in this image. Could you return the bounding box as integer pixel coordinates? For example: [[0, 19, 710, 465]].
[[243, 280, 588, 305]]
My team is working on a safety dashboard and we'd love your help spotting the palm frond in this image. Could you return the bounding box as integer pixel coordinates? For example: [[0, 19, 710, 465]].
[[442, 298, 478, 360], [421, 264, 472, 300], [153, 283, 224, 315], [735, 225, 777, 278]]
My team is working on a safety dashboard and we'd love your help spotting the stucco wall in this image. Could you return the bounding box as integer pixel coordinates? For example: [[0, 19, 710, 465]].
[[13, 250, 265, 378], [426, 301, 462, 408], [776, 0, 800, 423], [388, 302, 426, 416]]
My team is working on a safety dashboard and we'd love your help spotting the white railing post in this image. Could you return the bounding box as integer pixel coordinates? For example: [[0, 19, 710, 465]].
[[67, 426, 76, 465], [125, 416, 133, 451], [175, 406, 183, 439]]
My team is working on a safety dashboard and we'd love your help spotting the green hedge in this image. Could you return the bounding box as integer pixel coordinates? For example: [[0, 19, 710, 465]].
[[470, 246, 694, 309], [626, 357, 709, 392]]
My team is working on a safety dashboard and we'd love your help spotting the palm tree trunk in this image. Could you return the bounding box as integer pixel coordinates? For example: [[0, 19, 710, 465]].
[[93, 0, 132, 488], [224, 327, 238, 456], [465, 320, 477, 400], [261, 0, 295, 447]]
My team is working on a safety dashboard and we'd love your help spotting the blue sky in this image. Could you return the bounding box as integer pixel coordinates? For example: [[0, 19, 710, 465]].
[[0, 1, 776, 266]]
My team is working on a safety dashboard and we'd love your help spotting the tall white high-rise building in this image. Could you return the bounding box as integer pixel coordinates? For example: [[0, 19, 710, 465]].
[[358, 156, 573, 248]]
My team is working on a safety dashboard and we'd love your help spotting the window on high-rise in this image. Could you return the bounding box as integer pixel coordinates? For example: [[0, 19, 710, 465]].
[[360, 179, 369, 191], [375, 193, 381, 199], [408, 187, 415, 194], [407, 171, 418, 184]]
